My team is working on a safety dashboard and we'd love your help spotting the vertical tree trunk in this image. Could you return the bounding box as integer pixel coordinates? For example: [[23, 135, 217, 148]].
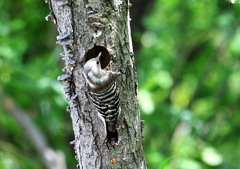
[[46, 0, 146, 168]]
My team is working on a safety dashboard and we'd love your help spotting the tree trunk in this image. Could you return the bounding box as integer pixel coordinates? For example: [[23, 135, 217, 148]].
[[46, 0, 146, 168]]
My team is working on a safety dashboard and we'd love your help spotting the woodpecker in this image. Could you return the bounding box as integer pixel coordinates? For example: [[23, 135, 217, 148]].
[[83, 52, 120, 143]]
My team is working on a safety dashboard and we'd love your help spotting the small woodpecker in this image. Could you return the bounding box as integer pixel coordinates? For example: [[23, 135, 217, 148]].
[[83, 52, 120, 143]]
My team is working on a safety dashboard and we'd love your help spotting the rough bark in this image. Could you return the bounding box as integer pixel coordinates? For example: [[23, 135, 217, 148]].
[[46, 0, 146, 168]]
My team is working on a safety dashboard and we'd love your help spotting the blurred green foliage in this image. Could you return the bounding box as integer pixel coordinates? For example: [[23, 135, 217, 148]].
[[136, 0, 240, 169], [0, 1, 75, 168], [0, 0, 240, 169]]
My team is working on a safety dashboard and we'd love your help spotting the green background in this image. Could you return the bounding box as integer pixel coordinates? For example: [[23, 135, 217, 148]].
[[1, 0, 240, 168]]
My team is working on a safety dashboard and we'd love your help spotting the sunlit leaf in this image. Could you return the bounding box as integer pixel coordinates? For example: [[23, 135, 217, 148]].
[[139, 89, 155, 115], [201, 147, 223, 166]]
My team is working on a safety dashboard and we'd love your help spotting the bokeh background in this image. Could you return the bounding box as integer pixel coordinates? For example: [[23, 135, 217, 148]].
[[1, 0, 240, 169]]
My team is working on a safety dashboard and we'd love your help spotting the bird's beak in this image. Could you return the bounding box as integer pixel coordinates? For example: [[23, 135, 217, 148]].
[[97, 52, 102, 61], [96, 52, 102, 67]]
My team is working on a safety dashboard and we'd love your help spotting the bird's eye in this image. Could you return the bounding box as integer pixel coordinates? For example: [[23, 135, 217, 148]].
[[96, 61, 99, 64]]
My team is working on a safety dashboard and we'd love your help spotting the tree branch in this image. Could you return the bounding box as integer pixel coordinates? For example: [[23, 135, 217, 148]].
[[46, 0, 147, 168], [0, 90, 67, 169]]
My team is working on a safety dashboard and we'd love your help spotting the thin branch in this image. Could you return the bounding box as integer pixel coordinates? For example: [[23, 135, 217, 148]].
[[0, 90, 67, 169]]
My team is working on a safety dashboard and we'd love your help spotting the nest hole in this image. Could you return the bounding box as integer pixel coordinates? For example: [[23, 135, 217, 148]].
[[84, 46, 111, 69]]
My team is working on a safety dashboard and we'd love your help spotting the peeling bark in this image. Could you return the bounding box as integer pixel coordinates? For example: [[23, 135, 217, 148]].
[[46, 0, 146, 168]]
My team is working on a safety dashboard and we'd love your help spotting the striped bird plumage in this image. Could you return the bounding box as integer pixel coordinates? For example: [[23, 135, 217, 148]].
[[83, 52, 120, 143], [88, 81, 120, 133]]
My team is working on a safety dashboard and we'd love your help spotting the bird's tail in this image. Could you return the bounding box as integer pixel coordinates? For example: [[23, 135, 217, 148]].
[[106, 125, 118, 144]]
